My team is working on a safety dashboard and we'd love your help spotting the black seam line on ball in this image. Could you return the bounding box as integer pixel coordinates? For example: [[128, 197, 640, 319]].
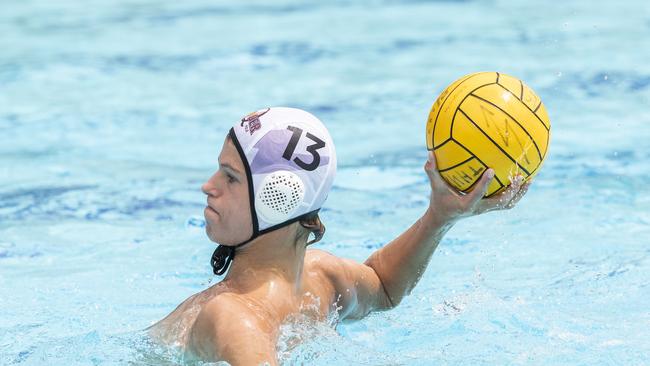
[[448, 137, 504, 190], [467, 93, 544, 162], [437, 156, 475, 173], [432, 138, 452, 150], [494, 83, 550, 131], [457, 109, 532, 177], [430, 73, 479, 149], [450, 136, 503, 188], [449, 82, 499, 145]]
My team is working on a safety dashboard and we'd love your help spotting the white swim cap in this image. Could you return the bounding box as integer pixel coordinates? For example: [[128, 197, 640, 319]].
[[211, 107, 337, 275]]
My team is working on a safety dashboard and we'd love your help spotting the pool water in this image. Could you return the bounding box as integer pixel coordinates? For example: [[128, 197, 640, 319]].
[[1, 0, 649, 364]]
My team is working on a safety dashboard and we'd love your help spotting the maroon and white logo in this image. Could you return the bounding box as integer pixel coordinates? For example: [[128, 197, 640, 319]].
[[240, 108, 270, 135]]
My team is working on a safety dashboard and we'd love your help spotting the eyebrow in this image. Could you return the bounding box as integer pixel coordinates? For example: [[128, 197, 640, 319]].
[[219, 162, 242, 175]]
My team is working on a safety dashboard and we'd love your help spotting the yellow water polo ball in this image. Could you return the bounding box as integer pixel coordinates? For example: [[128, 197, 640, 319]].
[[426, 71, 551, 197]]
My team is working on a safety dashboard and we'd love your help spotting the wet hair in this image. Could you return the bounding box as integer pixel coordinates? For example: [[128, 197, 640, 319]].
[[297, 212, 325, 246]]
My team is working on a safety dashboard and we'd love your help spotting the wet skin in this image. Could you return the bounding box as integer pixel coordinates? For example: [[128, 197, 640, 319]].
[[148, 138, 531, 365]]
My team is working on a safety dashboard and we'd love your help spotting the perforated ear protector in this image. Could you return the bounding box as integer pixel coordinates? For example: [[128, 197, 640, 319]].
[[255, 170, 306, 224]]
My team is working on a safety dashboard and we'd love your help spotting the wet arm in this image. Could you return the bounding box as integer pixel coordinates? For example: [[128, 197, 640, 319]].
[[364, 152, 528, 308], [363, 208, 453, 308], [326, 153, 528, 317]]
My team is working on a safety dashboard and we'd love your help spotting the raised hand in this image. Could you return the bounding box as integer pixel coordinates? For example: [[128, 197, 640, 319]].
[[424, 151, 531, 223]]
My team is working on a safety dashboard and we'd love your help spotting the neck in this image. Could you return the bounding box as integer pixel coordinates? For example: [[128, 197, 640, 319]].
[[223, 224, 307, 295]]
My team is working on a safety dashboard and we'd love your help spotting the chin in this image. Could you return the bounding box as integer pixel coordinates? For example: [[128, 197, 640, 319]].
[[204, 224, 220, 243], [205, 227, 234, 246], [205, 221, 252, 246]]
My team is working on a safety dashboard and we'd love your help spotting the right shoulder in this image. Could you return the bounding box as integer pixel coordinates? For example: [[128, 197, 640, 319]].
[[188, 293, 276, 364], [304, 248, 393, 319], [304, 248, 373, 289], [304, 248, 346, 278]]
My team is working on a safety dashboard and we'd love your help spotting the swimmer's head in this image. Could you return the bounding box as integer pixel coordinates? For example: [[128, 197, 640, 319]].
[[201, 135, 254, 246], [202, 107, 337, 274]]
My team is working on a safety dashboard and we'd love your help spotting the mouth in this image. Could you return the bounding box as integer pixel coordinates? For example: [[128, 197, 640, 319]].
[[205, 205, 219, 216]]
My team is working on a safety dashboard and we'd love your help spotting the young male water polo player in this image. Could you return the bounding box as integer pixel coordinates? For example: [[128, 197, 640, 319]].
[[148, 107, 530, 365]]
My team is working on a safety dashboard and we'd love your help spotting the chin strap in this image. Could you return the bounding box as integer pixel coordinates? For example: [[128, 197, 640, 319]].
[[210, 237, 256, 276], [210, 210, 322, 276], [210, 245, 236, 276]]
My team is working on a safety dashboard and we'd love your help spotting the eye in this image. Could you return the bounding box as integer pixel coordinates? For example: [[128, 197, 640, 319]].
[[226, 173, 237, 184]]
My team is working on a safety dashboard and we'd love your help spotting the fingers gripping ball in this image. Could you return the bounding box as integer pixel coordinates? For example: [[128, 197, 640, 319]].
[[426, 72, 551, 197]]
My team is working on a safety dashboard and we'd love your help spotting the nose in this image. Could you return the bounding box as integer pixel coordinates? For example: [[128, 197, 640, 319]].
[[201, 173, 222, 197]]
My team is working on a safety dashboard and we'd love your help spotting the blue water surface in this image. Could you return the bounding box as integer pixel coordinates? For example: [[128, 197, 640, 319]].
[[1, 0, 649, 365]]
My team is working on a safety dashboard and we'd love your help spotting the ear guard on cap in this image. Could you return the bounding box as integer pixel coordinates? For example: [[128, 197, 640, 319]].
[[255, 170, 306, 225]]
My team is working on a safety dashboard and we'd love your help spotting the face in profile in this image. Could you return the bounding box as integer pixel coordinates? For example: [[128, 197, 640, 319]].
[[201, 136, 253, 246]]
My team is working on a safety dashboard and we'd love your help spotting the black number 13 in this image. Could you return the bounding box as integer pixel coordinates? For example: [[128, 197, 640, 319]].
[[282, 126, 326, 171]]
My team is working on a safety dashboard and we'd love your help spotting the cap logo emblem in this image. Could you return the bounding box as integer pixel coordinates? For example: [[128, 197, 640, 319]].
[[240, 108, 270, 135]]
